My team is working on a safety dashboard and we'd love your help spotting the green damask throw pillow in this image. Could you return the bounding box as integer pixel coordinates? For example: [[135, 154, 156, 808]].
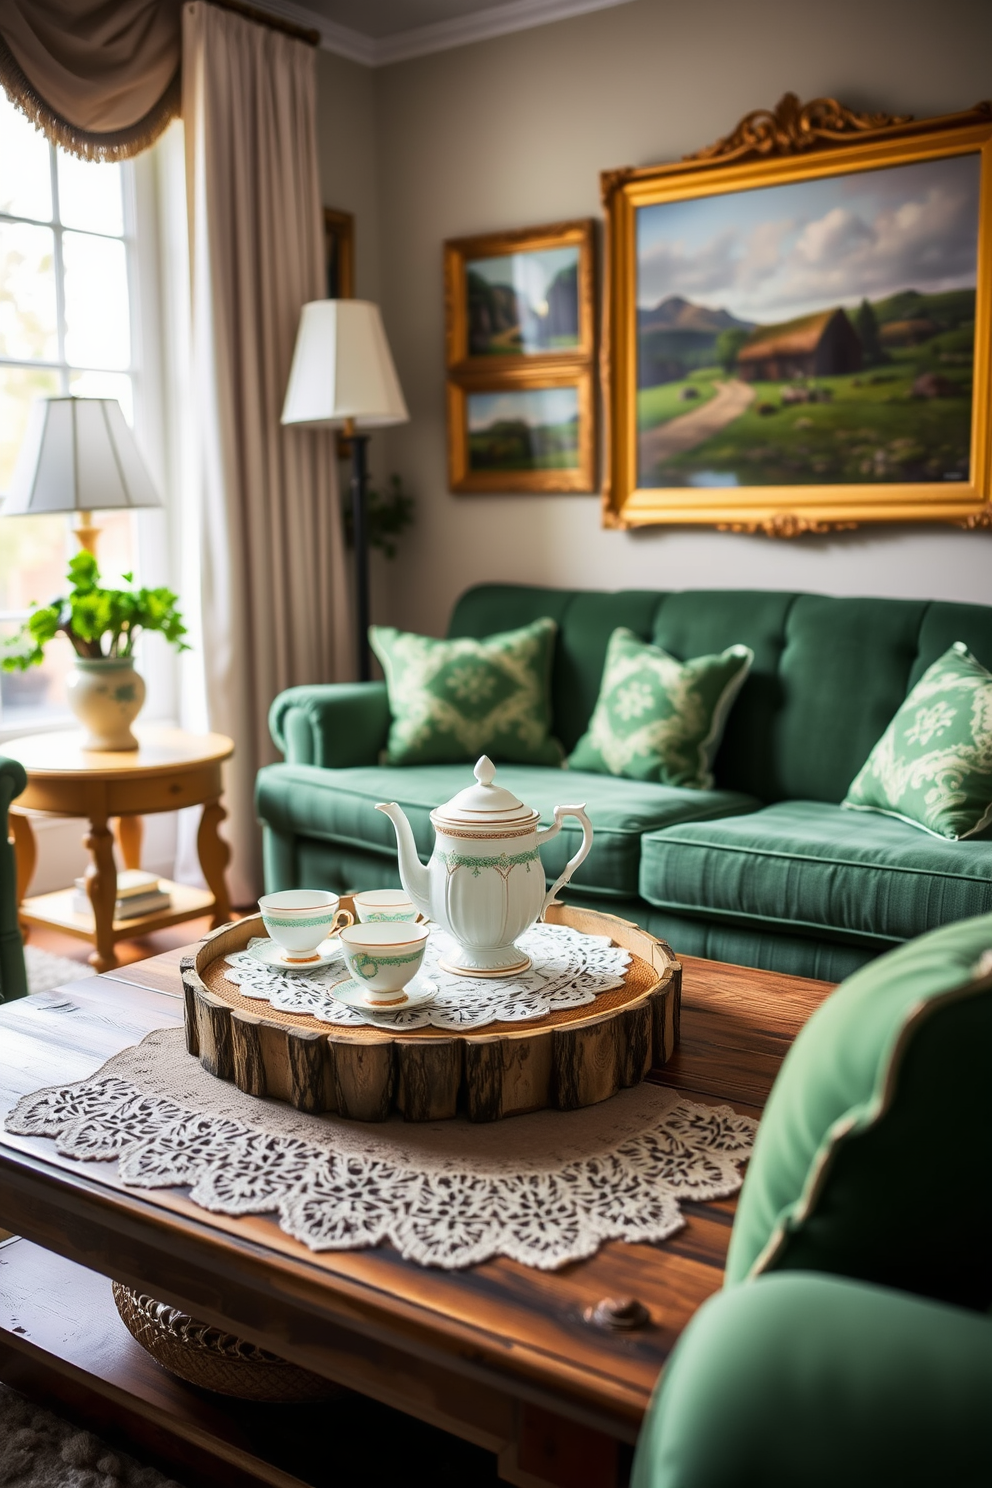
[[568, 628, 754, 789], [843, 642, 992, 840], [369, 618, 563, 767]]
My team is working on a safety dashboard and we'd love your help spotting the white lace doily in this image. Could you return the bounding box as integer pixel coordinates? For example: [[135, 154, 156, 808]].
[[5, 1029, 756, 1271], [222, 922, 631, 1031]]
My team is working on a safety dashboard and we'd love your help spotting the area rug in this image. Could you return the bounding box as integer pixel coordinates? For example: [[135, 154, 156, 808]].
[[23, 945, 92, 997], [0, 1381, 184, 1488], [5, 1027, 756, 1271]]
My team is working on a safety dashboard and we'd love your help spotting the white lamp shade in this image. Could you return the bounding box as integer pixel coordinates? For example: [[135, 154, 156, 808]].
[[281, 299, 409, 429], [2, 397, 162, 515]]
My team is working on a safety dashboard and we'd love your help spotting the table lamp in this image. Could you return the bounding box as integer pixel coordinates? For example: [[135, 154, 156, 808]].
[[281, 299, 409, 681], [1, 396, 162, 556]]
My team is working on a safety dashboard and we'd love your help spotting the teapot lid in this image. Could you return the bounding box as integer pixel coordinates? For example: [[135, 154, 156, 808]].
[[432, 756, 539, 829]]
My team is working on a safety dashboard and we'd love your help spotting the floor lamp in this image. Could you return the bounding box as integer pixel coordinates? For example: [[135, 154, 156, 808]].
[[281, 300, 409, 682], [2, 397, 162, 557]]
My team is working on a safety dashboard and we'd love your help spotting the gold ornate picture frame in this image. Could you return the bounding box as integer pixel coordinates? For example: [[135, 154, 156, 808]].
[[602, 95, 992, 534], [445, 219, 597, 494]]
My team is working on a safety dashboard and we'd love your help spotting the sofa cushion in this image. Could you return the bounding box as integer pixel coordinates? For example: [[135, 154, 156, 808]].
[[844, 642, 992, 840], [639, 800, 992, 946], [450, 585, 992, 805], [725, 913, 992, 1310], [568, 628, 753, 788], [369, 617, 562, 766], [256, 762, 759, 899]]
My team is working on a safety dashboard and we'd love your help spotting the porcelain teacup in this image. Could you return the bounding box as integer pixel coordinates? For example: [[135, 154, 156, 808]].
[[258, 889, 353, 965], [338, 921, 430, 1005], [352, 889, 419, 923]]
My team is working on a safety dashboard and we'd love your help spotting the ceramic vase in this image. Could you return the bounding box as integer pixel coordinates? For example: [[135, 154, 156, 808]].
[[67, 657, 146, 750]]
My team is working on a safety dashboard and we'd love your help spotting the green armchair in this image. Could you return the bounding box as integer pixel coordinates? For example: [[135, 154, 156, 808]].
[[632, 910, 992, 1487], [0, 755, 27, 1004]]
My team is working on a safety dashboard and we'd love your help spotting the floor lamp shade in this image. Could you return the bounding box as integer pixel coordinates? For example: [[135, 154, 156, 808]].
[[2, 397, 162, 516], [281, 300, 409, 429], [281, 299, 408, 686]]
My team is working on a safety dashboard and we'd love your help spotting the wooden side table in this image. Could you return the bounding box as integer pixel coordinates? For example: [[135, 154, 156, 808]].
[[6, 726, 234, 972]]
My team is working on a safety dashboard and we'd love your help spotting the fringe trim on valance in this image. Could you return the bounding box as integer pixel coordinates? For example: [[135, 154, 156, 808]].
[[0, 33, 180, 161]]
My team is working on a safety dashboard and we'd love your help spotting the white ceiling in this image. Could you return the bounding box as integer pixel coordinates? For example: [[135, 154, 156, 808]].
[[259, 0, 637, 65]]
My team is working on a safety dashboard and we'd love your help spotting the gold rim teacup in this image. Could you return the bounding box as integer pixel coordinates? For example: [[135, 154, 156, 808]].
[[258, 889, 354, 965], [338, 920, 430, 1004]]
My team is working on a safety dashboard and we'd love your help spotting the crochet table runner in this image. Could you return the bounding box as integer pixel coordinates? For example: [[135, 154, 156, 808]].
[[6, 1028, 756, 1270], [221, 922, 632, 1031]]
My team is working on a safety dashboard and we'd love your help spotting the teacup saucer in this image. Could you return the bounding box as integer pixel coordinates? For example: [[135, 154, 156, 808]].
[[330, 974, 436, 1013], [249, 938, 345, 973]]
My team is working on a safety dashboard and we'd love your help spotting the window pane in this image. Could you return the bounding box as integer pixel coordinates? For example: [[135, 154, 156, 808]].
[[0, 95, 52, 222], [0, 367, 60, 493], [0, 621, 73, 726], [0, 222, 58, 361], [57, 151, 123, 237], [0, 511, 69, 612], [63, 231, 130, 370], [68, 368, 133, 425]]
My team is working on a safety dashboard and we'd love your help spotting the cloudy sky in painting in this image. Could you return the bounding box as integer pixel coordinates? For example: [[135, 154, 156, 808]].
[[468, 387, 578, 431], [636, 153, 980, 323]]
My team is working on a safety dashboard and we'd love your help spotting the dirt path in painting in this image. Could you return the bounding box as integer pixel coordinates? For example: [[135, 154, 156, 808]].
[[639, 378, 756, 472]]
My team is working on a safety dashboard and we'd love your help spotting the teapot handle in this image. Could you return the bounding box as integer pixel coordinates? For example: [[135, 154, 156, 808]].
[[537, 805, 594, 919]]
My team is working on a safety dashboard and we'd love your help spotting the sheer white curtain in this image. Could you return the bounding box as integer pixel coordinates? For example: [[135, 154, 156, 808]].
[[182, 2, 351, 905]]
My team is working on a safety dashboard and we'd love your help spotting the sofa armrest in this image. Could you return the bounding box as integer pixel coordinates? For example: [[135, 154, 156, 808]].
[[1, 756, 28, 1004], [632, 1273, 992, 1488], [268, 684, 390, 768]]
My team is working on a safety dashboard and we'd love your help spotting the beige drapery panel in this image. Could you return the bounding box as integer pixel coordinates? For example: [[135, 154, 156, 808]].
[[0, 0, 182, 159], [183, 1, 351, 905]]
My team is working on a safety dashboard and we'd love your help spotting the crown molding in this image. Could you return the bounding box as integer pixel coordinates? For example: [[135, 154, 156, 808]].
[[256, 0, 636, 66], [254, 0, 378, 63]]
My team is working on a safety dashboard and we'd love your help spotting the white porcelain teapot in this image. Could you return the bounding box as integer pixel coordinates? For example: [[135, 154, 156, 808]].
[[376, 757, 594, 976]]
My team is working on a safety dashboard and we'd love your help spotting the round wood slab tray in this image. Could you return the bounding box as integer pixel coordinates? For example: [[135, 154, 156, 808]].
[[180, 900, 681, 1123]]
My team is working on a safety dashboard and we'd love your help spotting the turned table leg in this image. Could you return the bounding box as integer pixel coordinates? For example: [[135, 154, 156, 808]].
[[198, 798, 232, 928], [115, 815, 144, 871], [10, 811, 36, 938], [85, 814, 118, 972]]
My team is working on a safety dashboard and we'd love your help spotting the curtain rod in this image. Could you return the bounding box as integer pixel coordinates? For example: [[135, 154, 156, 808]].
[[209, 0, 321, 47]]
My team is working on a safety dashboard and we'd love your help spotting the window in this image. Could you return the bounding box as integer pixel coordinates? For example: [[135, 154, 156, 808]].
[[0, 91, 138, 729]]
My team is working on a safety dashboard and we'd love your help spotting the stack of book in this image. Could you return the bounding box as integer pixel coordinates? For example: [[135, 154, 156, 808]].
[[72, 869, 172, 921]]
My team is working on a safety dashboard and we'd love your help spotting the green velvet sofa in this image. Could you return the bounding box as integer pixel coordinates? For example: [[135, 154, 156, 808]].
[[256, 585, 992, 982], [631, 909, 992, 1487], [0, 755, 28, 1004]]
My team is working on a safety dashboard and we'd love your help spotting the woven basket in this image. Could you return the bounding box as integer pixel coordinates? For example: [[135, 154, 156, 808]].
[[112, 1284, 338, 1401]]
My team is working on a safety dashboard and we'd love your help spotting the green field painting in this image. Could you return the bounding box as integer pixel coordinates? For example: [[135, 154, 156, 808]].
[[467, 387, 580, 472], [635, 154, 981, 488]]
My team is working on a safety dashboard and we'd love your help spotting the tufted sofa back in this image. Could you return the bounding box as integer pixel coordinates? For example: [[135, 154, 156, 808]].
[[447, 585, 992, 804]]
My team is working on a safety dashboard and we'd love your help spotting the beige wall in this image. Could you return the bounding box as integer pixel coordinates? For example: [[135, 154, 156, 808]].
[[320, 0, 992, 636]]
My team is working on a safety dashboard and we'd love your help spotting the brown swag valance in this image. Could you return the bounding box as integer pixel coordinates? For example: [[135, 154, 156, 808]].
[[0, 0, 182, 159]]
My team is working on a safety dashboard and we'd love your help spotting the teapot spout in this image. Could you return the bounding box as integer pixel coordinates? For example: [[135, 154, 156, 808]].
[[375, 802, 432, 919]]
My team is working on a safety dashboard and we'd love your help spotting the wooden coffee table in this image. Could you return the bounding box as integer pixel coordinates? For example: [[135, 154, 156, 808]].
[[6, 725, 234, 972], [0, 945, 832, 1488]]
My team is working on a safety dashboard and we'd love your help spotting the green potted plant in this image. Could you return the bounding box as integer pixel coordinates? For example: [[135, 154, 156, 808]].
[[1, 551, 188, 750]]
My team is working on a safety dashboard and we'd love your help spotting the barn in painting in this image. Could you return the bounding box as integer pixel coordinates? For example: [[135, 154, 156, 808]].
[[737, 307, 863, 381]]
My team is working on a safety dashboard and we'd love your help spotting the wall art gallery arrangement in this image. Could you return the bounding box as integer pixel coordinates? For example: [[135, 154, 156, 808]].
[[439, 96, 991, 535], [444, 219, 596, 493], [601, 95, 992, 534]]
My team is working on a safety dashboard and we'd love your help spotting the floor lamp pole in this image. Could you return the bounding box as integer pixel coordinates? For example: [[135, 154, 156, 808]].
[[350, 432, 372, 682]]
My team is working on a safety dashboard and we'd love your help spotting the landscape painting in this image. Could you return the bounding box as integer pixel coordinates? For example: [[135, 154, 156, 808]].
[[634, 152, 981, 491], [467, 387, 580, 471], [467, 247, 581, 356]]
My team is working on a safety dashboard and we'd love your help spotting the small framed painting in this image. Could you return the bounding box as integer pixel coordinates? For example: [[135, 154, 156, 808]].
[[448, 371, 595, 493], [601, 95, 992, 534], [445, 219, 595, 369], [324, 207, 355, 299]]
